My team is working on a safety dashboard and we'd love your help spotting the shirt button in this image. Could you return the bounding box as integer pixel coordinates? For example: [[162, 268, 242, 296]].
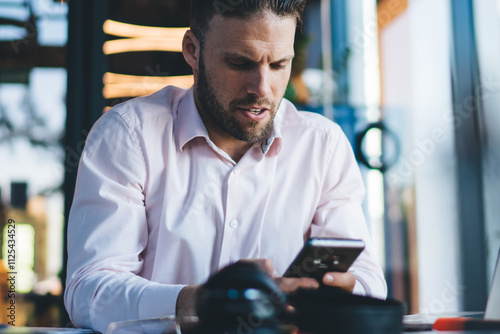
[[229, 219, 238, 228]]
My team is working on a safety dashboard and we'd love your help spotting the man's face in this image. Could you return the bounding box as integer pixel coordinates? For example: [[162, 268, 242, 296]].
[[194, 12, 296, 144]]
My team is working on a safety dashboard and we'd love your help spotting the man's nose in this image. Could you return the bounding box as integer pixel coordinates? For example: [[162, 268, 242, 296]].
[[246, 67, 271, 98]]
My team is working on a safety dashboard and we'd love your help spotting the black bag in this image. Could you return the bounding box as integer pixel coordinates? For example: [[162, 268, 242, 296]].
[[288, 287, 405, 334], [193, 262, 404, 334]]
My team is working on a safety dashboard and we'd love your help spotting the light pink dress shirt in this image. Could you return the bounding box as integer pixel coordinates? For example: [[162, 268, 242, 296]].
[[64, 86, 387, 332]]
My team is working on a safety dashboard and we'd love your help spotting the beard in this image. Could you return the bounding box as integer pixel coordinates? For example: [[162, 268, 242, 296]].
[[196, 51, 278, 144]]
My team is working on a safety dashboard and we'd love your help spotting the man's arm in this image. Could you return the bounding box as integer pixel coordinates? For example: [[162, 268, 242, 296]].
[[64, 109, 185, 332], [311, 127, 387, 299]]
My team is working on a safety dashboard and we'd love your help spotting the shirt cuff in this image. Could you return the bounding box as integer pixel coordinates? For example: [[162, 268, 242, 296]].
[[138, 282, 186, 319], [352, 280, 366, 296]]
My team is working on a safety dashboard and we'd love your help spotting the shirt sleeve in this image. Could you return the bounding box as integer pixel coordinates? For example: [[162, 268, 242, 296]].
[[311, 127, 388, 300], [64, 109, 185, 333]]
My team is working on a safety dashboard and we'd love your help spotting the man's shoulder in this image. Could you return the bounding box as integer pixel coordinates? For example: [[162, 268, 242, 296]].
[[105, 85, 189, 131]]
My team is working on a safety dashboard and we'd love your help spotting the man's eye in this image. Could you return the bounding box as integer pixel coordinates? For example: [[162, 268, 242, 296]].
[[271, 63, 287, 70], [227, 60, 251, 69]]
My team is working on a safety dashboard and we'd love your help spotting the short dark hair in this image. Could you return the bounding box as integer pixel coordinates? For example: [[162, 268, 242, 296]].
[[190, 0, 307, 44]]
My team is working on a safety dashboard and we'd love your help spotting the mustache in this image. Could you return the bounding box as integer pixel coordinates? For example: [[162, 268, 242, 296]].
[[229, 95, 274, 110]]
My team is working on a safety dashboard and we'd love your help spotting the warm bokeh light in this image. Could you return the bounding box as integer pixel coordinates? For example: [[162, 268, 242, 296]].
[[102, 20, 188, 55], [103, 19, 188, 39], [103, 37, 183, 55], [102, 73, 194, 99], [101, 20, 191, 97], [103, 72, 192, 85]]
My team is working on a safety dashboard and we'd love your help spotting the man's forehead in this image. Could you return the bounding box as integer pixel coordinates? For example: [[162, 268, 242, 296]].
[[204, 12, 297, 48], [208, 9, 297, 26]]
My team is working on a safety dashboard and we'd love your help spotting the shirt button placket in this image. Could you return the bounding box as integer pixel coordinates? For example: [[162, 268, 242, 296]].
[[219, 171, 239, 268]]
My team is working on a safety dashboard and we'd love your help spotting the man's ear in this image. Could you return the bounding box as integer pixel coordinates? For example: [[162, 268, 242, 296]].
[[182, 30, 200, 74]]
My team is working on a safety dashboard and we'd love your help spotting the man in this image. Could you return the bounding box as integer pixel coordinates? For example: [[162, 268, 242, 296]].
[[64, 0, 387, 332]]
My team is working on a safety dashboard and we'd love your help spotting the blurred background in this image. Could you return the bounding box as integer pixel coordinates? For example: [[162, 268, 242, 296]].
[[0, 0, 499, 327]]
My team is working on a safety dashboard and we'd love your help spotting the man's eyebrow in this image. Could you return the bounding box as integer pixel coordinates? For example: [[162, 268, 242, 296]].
[[275, 55, 295, 63], [223, 52, 295, 63]]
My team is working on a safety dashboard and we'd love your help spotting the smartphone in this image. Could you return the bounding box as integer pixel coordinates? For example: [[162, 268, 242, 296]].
[[283, 238, 365, 280]]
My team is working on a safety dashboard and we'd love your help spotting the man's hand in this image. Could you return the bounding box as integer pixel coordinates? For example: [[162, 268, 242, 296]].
[[238, 258, 320, 293], [321, 271, 357, 293], [176, 285, 201, 317], [175, 260, 357, 317], [274, 276, 319, 292]]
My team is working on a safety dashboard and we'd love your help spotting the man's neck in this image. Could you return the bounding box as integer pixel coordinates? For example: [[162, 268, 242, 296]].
[[205, 127, 254, 163], [194, 94, 257, 162]]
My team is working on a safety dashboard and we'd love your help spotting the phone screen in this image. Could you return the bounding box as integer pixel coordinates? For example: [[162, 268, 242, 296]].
[[283, 238, 365, 280]]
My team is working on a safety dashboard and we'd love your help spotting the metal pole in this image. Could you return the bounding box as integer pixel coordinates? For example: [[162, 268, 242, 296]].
[[321, 0, 334, 120], [62, 0, 106, 325], [449, 0, 488, 311]]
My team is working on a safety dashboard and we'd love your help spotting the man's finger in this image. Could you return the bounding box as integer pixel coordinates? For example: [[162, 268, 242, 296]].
[[322, 271, 356, 293], [275, 277, 319, 293]]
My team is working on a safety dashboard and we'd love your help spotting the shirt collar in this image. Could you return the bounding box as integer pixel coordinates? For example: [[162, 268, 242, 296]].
[[175, 87, 209, 152], [176, 87, 284, 156], [261, 102, 284, 156]]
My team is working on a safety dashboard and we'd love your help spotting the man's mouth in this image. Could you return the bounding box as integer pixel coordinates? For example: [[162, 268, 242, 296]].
[[244, 108, 265, 115], [236, 107, 270, 122]]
